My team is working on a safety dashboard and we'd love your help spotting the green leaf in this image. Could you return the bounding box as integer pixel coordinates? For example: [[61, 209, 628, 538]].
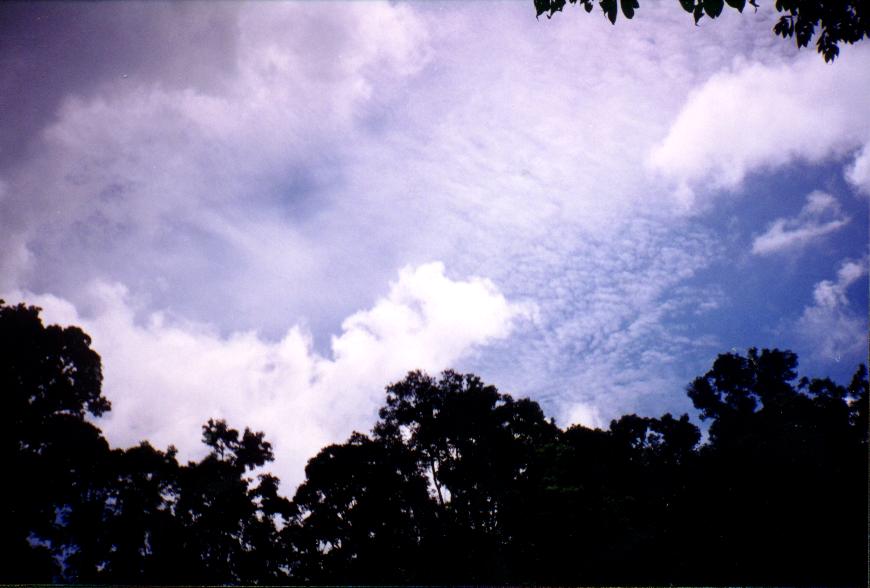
[[703, 0, 724, 18], [679, 0, 695, 13], [725, 0, 746, 11]]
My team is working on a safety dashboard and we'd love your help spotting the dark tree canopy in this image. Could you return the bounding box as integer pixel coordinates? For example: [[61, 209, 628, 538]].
[[1, 300, 110, 581], [1, 299, 867, 585], [288, 432, 434, 584], [290, 358, 866, 585], [0, 301, 291, 584], [534, 0, 869, 61]]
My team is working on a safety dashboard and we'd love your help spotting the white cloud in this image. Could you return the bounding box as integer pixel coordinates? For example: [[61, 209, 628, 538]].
[[4, 1, 866, 461], [0, 2, 739, 417], [0, 0, 780, 317], [751, 190, 850, 255], [648, 46, 870, 199], [0, 2, 432, 334], [795, 256, 868, 361], [564, 402, 605, 430], [4, 262, 528, 491], [846, 142, 870, 195], [459, 217, 724, 429]]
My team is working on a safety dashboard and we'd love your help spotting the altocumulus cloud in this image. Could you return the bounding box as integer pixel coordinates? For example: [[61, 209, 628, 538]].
[[7, 262, 530, 490], [1, 1, 867, 471], [0, 0, 745, 434]]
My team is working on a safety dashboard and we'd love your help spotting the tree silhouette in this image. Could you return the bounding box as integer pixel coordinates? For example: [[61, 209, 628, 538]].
[[170, 419, 290, 584], [0, 300, 110, 582], [289, 355, 866, 584], [375, 370, 559, 582], [91, 442, 185, 582], [288, 432, 433, 584], [535, 0, 868, 61], [686, 348, 868, 585], [2, 300, 866, 585], [0, 301, 292, 584]]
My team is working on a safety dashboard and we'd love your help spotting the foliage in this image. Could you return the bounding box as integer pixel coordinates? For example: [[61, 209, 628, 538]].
[[0, 301, 290, 584], [534, 0, 869, 61], [288, 432, 433, 583], [1, 300, 866, 584], [0, 300, 109, 581]]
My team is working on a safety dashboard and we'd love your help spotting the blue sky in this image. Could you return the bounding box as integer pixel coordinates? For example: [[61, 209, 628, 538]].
[[1, 1, 867, 490]]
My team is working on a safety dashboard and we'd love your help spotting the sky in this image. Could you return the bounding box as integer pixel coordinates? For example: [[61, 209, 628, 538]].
[[2, 1, 867, 491]]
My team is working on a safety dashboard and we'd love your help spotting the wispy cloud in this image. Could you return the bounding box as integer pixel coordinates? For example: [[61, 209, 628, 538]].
[[0, 2, 735, 410], [751, 191, 850, 255], [1, 2, 867, 470]]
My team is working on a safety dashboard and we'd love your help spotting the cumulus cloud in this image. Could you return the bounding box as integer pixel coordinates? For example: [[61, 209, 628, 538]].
[[751, 191, 850, 255], [3, 1, 867, 461], [0, 1, 736, 454], [0, 1, 744, 413], [845, 143, 870, 195], [5, 262, 528, 491], [795, 256, 868, 361], [648, 47, 870, 200], [565, 402, 606, 430], [0, 0, 782, 323], [0, 1, 432, 335]]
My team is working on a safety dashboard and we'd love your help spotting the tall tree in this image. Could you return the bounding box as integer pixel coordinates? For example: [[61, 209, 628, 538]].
[[3, 301, 866, 585], [686, 348, 868, 585], [0, 300, 111, 582], [288, 432, 433, 584], [376, 370, 559, 583], [0, 301, 292, 584], [172, 419, 291, 584], [288, 354, 867, 585]]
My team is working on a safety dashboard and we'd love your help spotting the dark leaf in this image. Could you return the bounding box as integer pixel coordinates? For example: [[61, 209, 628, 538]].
[[703, 0, 724, 18], [679, 0, 696, 13], [601, 0, 618, 24], [620, 0, 639, 19]]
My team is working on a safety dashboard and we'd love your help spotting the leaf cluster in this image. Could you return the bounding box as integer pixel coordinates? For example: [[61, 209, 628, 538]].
[[534, 0, 868, 61]]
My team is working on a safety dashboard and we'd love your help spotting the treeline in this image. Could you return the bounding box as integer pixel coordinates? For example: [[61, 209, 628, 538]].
[[2, 300, 867, 585]]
